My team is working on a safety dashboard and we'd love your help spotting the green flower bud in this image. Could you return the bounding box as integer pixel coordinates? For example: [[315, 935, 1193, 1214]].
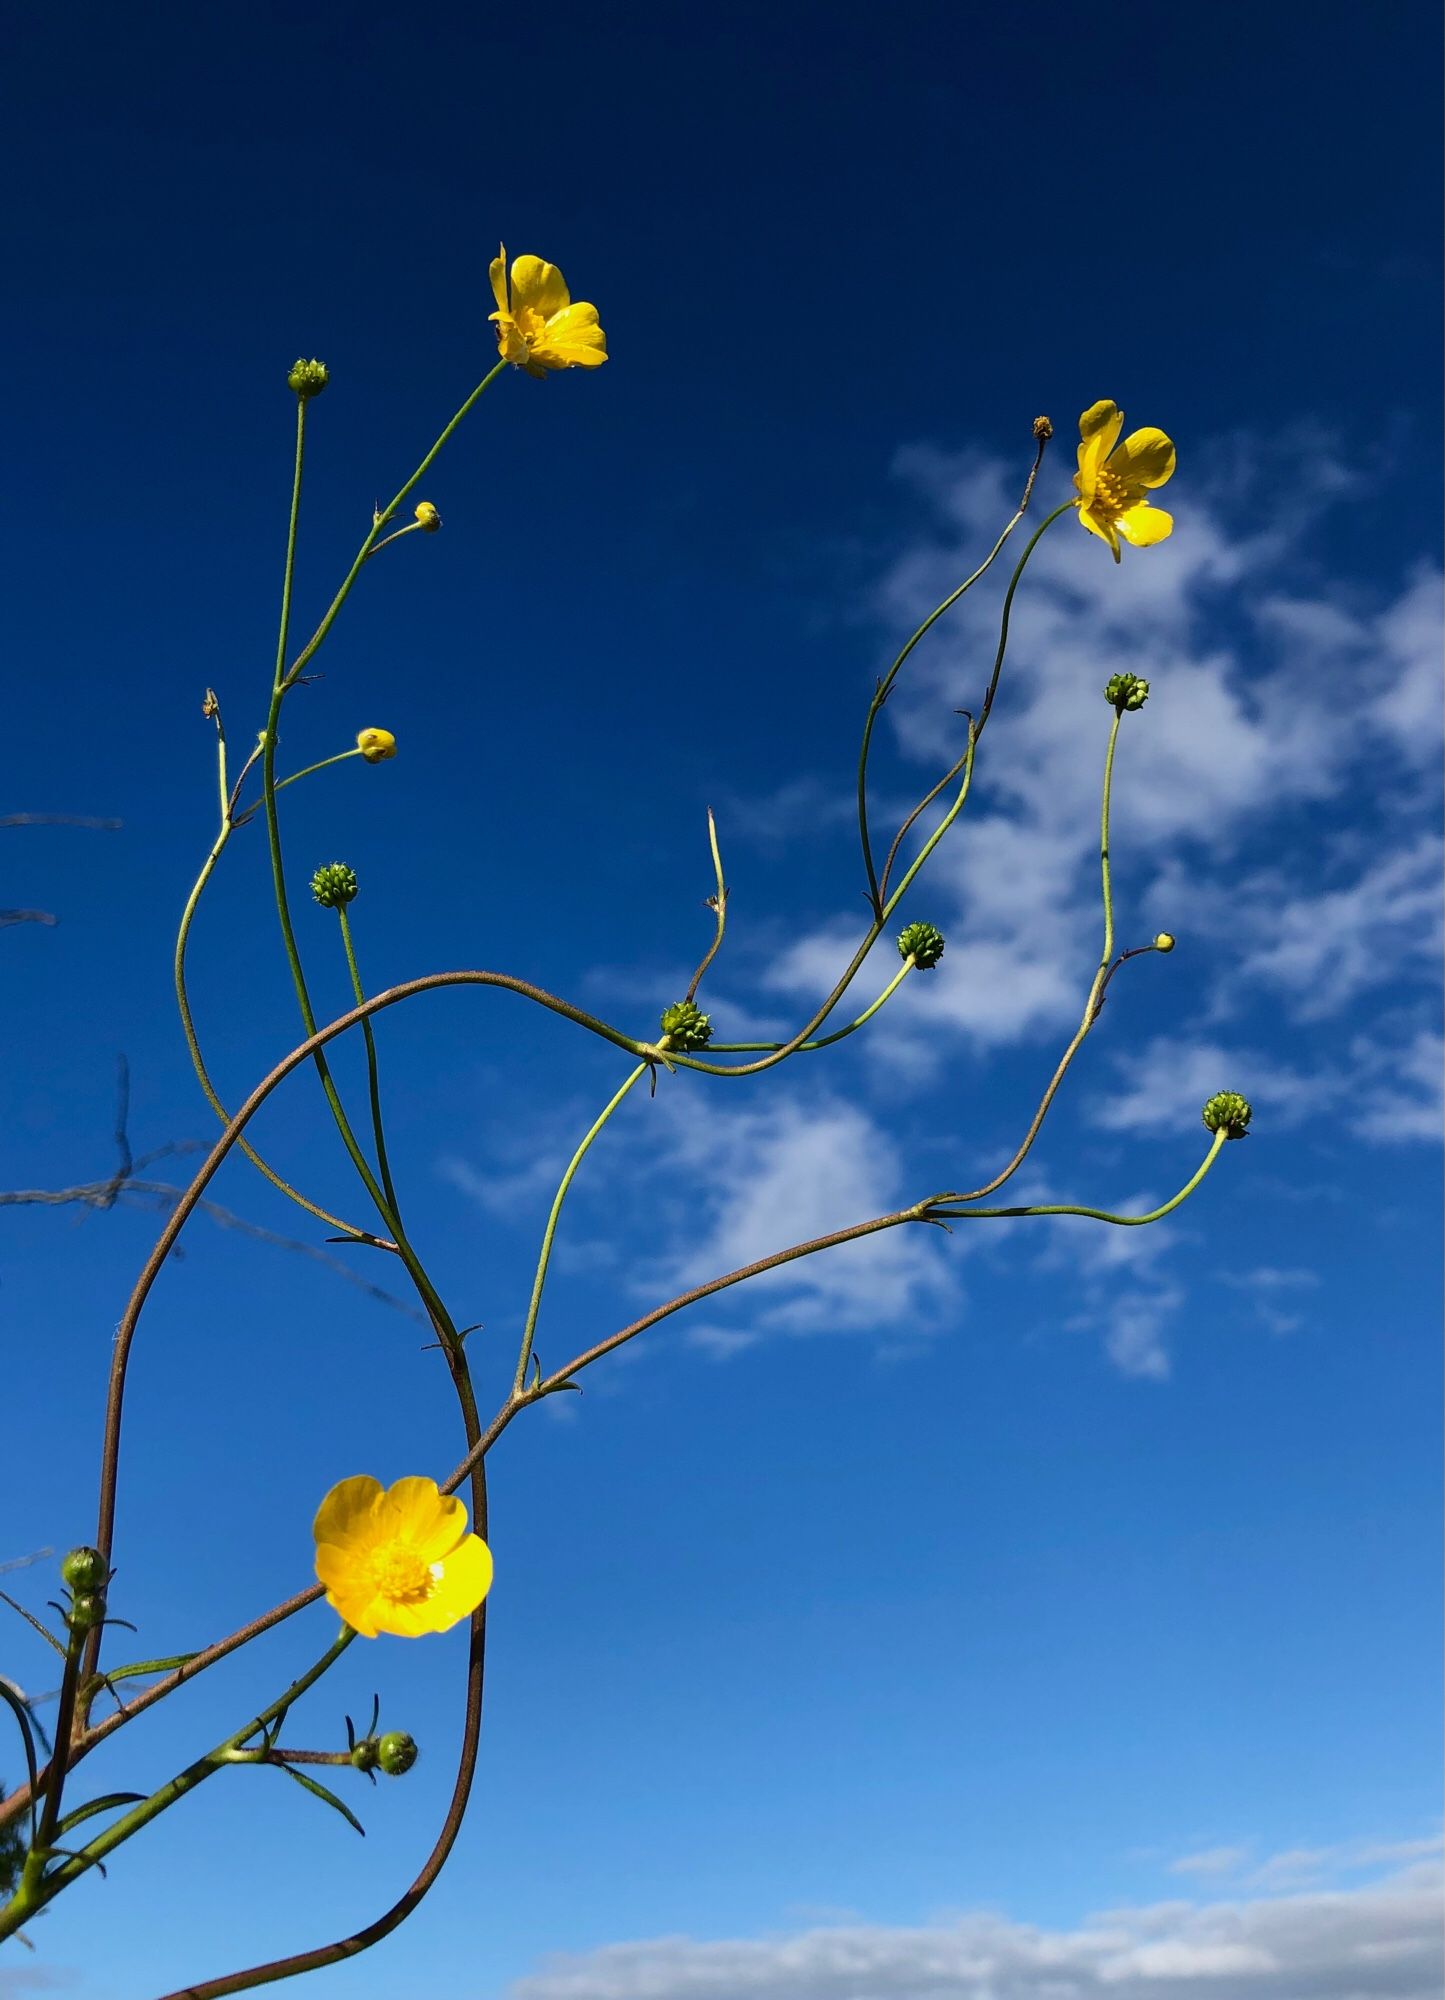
[[287, 358, 329, 399], [1202, 1091, 1252, 1141], [349, 1737, 380, 1774], [1105, 672, 1150, 712], [61, 1546, 109, 1592], [897, 921, 946, 970], [67, 1591, 108, 1633], [1153, 932, 1176, 953], [377, 1731, 418, 1777], [659, 1000, 711, 1050], [311, 862, 358, 909]]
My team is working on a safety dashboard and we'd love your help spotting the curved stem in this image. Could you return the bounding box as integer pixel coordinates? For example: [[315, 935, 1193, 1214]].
[[270, 748, 364, 796], [928, 1128, 1229, 1221], [705, 957, 916, 1052], [858, 430, 1051, 912], [336, 906, 401, 1222], [174, 825, 381, 1244], [513, 1062, 650, 1394]]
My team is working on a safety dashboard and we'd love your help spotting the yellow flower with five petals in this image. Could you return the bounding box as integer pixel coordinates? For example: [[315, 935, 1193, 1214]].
[[488, 247, 607, 377], [1072, 401, 1175, 561], [313, 1475, 493, 1638]]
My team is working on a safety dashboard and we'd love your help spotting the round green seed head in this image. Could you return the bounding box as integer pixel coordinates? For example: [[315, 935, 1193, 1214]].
[[311, 863, 358, 909], [1202, 1091, 1253, 1140], [897, 921, 946, 970], [287, 358, 329, 399], [1104, 672, 1150, 712]]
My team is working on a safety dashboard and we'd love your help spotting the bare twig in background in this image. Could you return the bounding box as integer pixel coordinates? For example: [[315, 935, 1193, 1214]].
[[1, 1059, 424, 1323]]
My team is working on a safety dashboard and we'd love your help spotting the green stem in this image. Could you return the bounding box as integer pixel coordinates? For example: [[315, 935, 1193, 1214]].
[[272, 747, 364, 795], [337, 905, 401, 1221], [670, 505, 1071, 1080], [1, 1630, 352, 1937], [706, 958, 915, 1051], [858, 437, 1052, 910], [930, 1128, 1229, 1221], [1099, 707, 1122, 970], [513, 1062, 650, 1394], [174, 823, 376, 1242]]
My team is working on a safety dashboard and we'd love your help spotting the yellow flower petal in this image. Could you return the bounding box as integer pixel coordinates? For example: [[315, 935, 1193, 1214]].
[[424, 1533, 494, 1630], [313, 1475, 382, 1549], [1114, 428, 1176, 490], [489, 246, 509, 317], [1079, 400, 1123, 456], [378, 1476, 468, 1560], [508, 255, 571, 319], [1077, 504, 1123, 561], [1118, 503, 1174, 548]]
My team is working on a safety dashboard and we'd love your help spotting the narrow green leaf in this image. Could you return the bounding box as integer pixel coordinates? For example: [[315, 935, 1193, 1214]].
[[55, 1792, 147, 1834], [0, 1591, 67, 1659], [275, 1762, 365, 1837]]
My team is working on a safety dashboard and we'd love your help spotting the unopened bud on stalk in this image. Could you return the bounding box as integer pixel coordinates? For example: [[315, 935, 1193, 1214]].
[[1032, 415, 1054, 442], [1153, 932, 1176, 953], [413, 502, 442, 532], [61, 1547, 109, 1592], [658, 1000, 711, 1050], [897, 921, 946, 969], [356, 727, 397, 763], [377, 1731, 418, 1777], [1202, 1091, 1252, 1140], [1105, 673, 1150, 712], [67, 1591, 108, 1633], [311, 863, 359, 909], [287, 358, 330, 399]]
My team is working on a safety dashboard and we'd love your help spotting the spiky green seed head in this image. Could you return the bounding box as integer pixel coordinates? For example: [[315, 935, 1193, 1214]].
[[311, 863, 358, 909], [898, 921, 946, 970], [659, 1000, 712, 1050], [1105, 672, 1150, 712], [1202, 1091, 1252, 1140], [377, 1732, 418, 1777], [287, 358, 329, 399]]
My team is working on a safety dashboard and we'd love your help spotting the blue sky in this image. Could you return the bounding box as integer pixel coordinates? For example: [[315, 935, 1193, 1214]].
[[1, 3, 1441, 1997]]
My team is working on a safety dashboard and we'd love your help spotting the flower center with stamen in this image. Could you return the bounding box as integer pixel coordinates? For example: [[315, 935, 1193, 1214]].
[[367, 1541, 440, 1605], [1090, 465, 1131, 520]]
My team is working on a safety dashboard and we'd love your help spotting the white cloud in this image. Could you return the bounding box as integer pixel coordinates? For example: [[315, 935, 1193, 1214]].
[[1168, 1845, 1253, 1878], [509, 1858, 1443, 2000], [637, 1088, 958, 1344], [1089, 1038, 1313, 1137]]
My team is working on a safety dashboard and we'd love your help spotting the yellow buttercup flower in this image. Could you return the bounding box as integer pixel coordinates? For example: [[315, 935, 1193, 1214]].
[[488, 246, 607, 377], [356, 727, 396, 763], [313, 1475, 493, 1639], [1073, 401, 1175, 561]]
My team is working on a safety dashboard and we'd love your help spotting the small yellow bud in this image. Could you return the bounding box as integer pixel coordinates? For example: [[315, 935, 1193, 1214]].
[[1154, 932, 1176, 953], [356, 728, 397, 764], [414, 502, 442, 533], [1032, 415, 1054, 441]]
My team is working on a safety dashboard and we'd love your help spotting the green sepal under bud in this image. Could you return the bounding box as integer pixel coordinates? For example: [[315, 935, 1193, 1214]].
[[659, 1000, 712, 1051], [66, 1591, 108, 1633], [349, 1738, 380, 1774], [1202, 1091, 1252, 1141], [1105, 672, 1150, 712], [897, 921, 946, 970], [1153, 932, 1176, 953], [287, 358, 329, 399], [377, 1731, 418, 1777], [311, 862, 358, 909], [61, 1546, 109, 1593]]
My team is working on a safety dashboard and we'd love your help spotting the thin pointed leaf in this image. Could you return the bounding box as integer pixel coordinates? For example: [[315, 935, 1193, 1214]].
[[0, 1590, 67, 1659], [104, 1651, 198, 1684], [0, 1677, 40, 1840], [275, 1761, 365, 1837], [56, 1792, 147, 1834]]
